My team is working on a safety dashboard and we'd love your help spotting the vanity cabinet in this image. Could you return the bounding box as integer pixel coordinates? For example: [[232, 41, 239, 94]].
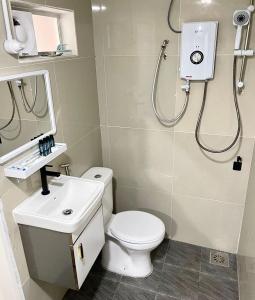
[[19, 206, 105, 290]]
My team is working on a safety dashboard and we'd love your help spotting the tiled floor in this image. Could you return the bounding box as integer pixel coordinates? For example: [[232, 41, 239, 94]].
[[63, 240, 239, 300]]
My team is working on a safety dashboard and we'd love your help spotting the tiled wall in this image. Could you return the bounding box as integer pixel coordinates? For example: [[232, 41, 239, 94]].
[[93, 0, 255, 253], [0, 0, 102, 299], [238, 147, 255, 300]]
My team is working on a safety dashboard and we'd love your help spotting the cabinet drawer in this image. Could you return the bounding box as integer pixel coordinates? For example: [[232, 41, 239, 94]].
[[72, 206, 105, 288]]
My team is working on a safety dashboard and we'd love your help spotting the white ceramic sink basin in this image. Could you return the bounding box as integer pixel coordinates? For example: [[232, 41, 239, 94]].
[[13, 175, 104, 233]]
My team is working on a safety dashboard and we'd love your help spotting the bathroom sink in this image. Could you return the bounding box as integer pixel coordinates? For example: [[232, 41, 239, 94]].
[[13, 175, 104, 233]]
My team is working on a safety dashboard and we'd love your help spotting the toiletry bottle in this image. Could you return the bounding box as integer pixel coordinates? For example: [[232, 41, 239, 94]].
[[39, 140, 44, 156], [42, 138, 48, 156]]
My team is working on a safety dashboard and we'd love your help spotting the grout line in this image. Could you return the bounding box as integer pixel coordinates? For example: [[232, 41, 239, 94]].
[[162, 239, 171, 268], [237, 255, 241, 300], [171, 0, 181, 236], [107, 125, 173, 133], [117, 281, 158, 296], [115, 183, 173, 197], [102, 49, 112, 167], [115, 182, 245, 207], [65, 126, 101, 150], [106, 125, 255, 139], [112, 280, 121, 300], [100, 53, 236, 58], [172, 191, 246, 207]]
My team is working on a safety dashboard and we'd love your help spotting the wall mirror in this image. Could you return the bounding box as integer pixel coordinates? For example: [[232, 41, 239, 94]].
[[0, 70, 56, 164]]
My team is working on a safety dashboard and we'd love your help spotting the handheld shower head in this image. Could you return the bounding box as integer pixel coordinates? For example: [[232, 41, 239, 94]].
[[233, 10, 251, 50], [233, 10, 250, 26]]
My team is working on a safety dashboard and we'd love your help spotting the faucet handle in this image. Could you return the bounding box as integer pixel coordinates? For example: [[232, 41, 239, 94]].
[[59, 163, 71, 176]]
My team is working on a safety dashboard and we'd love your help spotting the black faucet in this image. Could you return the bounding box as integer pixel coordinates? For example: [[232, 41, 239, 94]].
[[40, 165, 61, 195]]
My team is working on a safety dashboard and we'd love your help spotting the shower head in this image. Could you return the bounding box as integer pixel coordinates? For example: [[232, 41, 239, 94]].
[[233, 10, 250, 26], [233, 10, 251, 50]]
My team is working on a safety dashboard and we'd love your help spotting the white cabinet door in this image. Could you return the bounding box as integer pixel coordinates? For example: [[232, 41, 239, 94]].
[[73, 207, 105, 288]]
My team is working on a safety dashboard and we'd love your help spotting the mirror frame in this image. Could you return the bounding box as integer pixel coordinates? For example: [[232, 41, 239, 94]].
[[0, 70, 57, 164]]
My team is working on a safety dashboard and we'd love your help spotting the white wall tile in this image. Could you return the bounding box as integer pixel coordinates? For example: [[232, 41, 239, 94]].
[[105, 55, 178, 130], [173, 132, 254, 205], [100, 125, 111, 167], [172, 194, 244, 253], [54, 58, 100, 145], [109, 127, 174, 194], [100, 0, 180, 56]]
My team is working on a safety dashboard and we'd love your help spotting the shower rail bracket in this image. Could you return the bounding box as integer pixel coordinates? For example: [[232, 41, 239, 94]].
[[234, 49, 255, 56]]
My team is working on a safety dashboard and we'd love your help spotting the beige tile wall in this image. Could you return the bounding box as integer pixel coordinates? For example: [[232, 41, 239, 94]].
[[93, 0, 255, 253], [0, 0, 102, 299], [238, 147, 255, 300]]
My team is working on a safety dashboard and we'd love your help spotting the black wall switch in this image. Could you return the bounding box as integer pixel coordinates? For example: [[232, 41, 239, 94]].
[[233, 156, 242, 171]]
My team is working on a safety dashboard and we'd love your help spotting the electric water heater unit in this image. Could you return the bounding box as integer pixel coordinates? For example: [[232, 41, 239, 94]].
[[180, 21, 218, 81]]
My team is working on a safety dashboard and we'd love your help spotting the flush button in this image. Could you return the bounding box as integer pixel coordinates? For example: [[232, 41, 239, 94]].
[[94, 174, 102, 179]]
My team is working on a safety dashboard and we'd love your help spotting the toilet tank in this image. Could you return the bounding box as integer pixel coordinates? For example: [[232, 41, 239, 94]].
[[81, 167, 113, 225]]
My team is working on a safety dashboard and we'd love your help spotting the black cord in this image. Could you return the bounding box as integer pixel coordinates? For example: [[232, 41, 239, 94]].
[[167, 0, 181, 34], [195, 57, 241, 153]]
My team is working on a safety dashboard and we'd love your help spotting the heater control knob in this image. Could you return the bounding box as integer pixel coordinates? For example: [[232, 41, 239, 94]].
[[190, 51, 204, 64]]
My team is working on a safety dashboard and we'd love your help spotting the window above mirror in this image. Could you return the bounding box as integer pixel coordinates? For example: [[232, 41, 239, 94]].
[[2, 0, 78, 61], [32, 14, 60, 53]]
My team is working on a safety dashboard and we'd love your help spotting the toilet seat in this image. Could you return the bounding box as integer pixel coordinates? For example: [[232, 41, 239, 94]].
[[109, 211, 165, 244]]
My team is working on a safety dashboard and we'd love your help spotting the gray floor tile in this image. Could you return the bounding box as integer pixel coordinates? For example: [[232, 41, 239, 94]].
[[197, 295, 215, 300], [63, 290, 85, 300], [90, 256, 122, 282], [200, 248, 237, 281], [158, 264, 199, 299], [113, 283, 156, 300], [155, 294, 177, 300], [165, 241, 201, 272], [64, 240, 238, 300], [74, 274, 119, 300], [152, 239, 170, 263], [121, 262, 163, 293], [199, 273, 239, 300]]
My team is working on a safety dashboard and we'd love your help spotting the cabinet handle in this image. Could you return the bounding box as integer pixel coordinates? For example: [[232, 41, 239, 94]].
[[78, 243, 84, 260]]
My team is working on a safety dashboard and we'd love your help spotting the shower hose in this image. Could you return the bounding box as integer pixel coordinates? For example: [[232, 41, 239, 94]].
[[151, 0, 242, 152], [151, 40, 190, 127]]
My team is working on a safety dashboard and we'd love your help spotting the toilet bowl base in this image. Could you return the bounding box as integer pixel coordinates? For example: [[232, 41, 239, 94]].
[[102, 237, 154, 278]]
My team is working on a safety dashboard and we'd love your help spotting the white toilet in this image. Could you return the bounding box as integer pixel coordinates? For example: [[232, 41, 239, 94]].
[[82, 167, 165, 278]]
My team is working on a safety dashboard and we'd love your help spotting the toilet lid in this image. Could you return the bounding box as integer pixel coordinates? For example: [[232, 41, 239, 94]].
[[109, 211, 165, 244]]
